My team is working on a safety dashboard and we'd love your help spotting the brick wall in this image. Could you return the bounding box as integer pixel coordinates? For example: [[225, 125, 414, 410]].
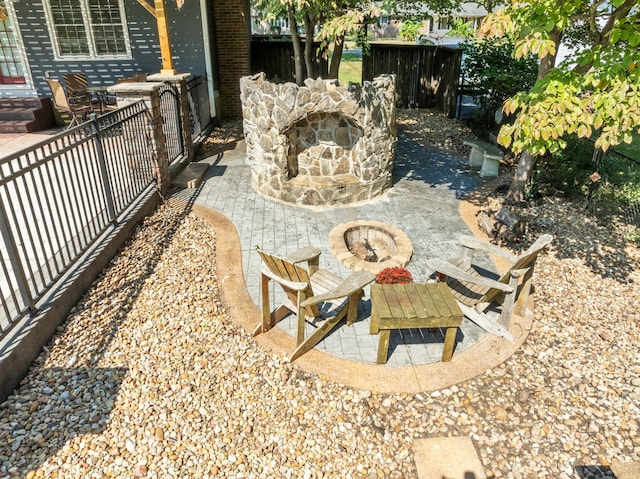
[[212, 0, 251, 119]]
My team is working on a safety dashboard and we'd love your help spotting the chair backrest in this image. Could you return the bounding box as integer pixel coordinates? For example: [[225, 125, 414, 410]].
[[256, 247, 319, 316], [63, 72, 89, 95], [510, 234, 554, 272], [483, 233, 554, 304], [501, 234, 553, 282], [256, 247, 311, 285], [44, 78, 70, 111]]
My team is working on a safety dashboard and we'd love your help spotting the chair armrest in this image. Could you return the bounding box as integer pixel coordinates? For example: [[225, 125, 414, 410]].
[[286, 246, 322, 275], [427, 258, 514, 293], [285, 246, 322, 264], [459, 235, 517, 263], [260, 265, 308, 291], [301, 270, 375, 307]]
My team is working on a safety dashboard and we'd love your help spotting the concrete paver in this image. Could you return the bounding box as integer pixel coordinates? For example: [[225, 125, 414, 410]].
[[190, 129, 496, 366]]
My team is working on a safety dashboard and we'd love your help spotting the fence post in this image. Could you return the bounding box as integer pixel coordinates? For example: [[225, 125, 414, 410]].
[[147, 72, 194, 162], [107, 82, 171, 195], [0, 202, 35, 313], [89, 114, 117, 224]]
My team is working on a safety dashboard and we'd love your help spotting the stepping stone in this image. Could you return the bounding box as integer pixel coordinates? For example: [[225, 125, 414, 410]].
[[611, 460, 640, 479], [413, 436, 486, 479], [172, 162, 210, 189]]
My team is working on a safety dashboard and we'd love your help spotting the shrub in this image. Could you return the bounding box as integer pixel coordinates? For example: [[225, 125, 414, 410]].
[[461, 36, 538, 130], [376, 267, 413, 284]]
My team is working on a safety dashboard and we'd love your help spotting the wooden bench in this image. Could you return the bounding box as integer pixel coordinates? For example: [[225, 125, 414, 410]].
[[370, 283, 463, 364], [463, 139, 504, 178]]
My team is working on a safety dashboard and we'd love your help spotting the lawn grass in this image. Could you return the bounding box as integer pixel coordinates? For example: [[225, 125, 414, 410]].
[[612, 131, 640, 161], [338, 55, 362, 85], [338, 52, 362, 85]]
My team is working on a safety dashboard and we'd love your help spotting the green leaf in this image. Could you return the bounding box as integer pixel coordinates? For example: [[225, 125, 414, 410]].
[[611, 29, 620, 43], [545, 20, 555, 33]]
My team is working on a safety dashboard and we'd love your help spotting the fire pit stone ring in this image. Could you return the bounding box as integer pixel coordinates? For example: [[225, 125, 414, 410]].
[[329, 220, 413, 274]]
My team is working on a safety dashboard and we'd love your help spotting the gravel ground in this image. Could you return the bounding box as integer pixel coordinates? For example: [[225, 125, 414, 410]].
[[0, 110, 638, 479]]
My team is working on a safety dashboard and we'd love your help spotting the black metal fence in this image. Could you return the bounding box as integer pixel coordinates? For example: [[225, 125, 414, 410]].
[[186, 74, 211, 138], [363, 44, 462, 117], [158, 83, 185, 164], [0, 102, 157, 339]]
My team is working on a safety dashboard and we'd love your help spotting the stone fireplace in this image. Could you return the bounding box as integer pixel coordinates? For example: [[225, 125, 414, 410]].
[[240, 73, 397, 206]]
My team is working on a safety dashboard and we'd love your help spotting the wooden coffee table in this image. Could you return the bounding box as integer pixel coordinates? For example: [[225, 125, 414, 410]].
[[370, 283, 463, 364]]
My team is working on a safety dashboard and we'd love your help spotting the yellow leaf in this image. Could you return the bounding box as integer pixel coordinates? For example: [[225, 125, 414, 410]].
[[593, 115, 603, 129], [541, 128, 549, 140]]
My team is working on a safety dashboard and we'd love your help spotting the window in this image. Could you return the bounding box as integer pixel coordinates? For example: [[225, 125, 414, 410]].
[[45, 0, 130, 59], [436, 16, 452, 31], [0, 7, 27, 84]]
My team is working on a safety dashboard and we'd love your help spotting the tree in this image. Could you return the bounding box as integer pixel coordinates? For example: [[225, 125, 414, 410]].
[[480, 1, 640, 202], [253, 0, 373, 84], [398, 18, 422, 41], [457, 29, 538, 128]]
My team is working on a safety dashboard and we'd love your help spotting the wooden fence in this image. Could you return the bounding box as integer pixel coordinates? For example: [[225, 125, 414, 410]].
[[251, 37, 328, 83], [250, 39, 462, 117], [363, 43, 462, 117]]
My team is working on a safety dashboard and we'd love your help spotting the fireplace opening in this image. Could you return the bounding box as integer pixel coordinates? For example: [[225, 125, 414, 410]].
[[285, 112, 362, 181]]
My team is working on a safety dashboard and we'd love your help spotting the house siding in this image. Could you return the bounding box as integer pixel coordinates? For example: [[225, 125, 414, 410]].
[[3, 0, 209, 100]]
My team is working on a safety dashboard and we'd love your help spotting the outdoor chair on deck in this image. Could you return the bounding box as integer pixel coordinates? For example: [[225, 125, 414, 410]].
[[44, 78, 93, 128], [427, 234, 553, 342], [117, 72, 147, 83], [255, 246, 376, 361], [63, 72, 103, 112]]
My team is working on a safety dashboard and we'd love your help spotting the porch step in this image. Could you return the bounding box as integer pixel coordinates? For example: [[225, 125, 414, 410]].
[[0, 120, 38, 134], [0, 98, 56, 133], [172, 162, 210, 189]]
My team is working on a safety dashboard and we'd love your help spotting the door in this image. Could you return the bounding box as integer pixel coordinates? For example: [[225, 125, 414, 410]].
[[0, 4, 27, 85]]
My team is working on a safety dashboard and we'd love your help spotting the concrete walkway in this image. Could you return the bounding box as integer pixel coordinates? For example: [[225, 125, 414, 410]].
[[175, 126, 532, 394]]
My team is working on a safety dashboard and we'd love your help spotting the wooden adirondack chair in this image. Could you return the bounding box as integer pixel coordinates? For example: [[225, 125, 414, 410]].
[[255, 246, 376, 361], [427, 234, 553, 342]]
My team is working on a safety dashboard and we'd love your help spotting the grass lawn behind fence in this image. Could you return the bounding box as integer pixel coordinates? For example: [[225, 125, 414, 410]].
[[612, 131, 640, 160], [338, 51, 362, 85]]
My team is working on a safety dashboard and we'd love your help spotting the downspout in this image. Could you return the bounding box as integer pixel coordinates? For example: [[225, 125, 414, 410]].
[[200, 0, 217, 118]]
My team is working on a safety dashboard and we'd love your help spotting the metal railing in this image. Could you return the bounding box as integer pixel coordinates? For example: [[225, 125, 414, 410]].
[[158, 83, 185, 164], [0, 101, 157, 337], [186, 74, 210, 138]]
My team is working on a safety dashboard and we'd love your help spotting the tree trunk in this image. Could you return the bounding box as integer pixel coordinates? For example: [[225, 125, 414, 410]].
[[328, 35, 345, 79], [288, 6, 304, 85], [505, 150, 536, 203], [505, 28, 561, 203], [304, 16, 315, 79]]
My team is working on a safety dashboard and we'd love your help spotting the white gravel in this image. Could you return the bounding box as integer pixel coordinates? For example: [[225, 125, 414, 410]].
[[0, 111, 638, 478]]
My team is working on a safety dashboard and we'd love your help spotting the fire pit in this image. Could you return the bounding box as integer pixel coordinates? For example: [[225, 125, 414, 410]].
[[329, 221, 413, 274]]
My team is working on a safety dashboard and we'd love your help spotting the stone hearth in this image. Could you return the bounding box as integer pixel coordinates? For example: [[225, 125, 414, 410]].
[[329, 221, 413, 274], [240, 73, 397, 207]]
